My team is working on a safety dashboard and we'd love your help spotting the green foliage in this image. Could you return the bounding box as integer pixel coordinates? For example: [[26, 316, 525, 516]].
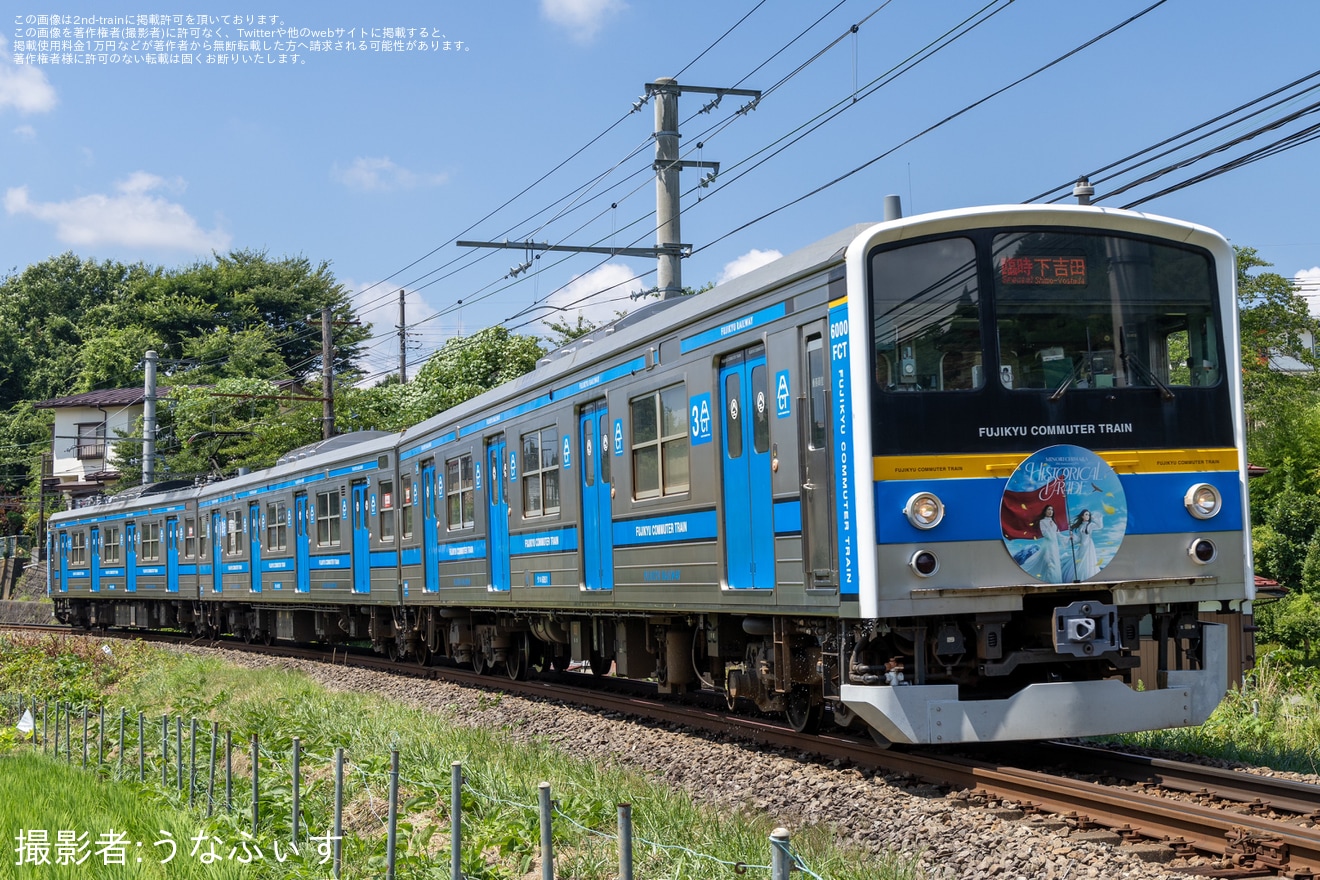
[[1257, 593, 1320, 659], [1250, 481, 1320, 589], [406, 327, 544, 424]]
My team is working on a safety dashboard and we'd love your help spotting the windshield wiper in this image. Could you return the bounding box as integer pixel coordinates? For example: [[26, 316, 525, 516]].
[[1048, 359, 1087, 402], [1120, 334, 1175, 401]]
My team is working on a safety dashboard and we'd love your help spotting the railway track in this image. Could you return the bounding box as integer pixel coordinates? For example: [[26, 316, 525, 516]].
[[6, 622, 1319, 878]]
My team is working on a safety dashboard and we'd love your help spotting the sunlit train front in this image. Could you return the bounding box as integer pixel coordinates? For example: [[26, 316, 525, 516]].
[[833, 205, 1249, 743]]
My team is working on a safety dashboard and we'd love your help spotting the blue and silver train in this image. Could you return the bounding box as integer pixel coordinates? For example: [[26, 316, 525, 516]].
[[49, 203, 1249, 744]]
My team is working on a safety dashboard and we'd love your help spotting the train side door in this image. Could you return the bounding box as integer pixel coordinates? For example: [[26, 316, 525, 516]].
[[294, 493, 310, 593], [486, 436, 510, 592], [210, 513, 223, 594], [57, 531, 69, 592], [247, 503, 262, 593], [720, 346, 775, 589], [421, 460, 439, 592], [800, 330, 838, 589], [90, 527, 101, 593], [579, 401, 614, 591], [351, 480, 371, 594], [166, 518, 180, 593], [125, 522, 138, 593]]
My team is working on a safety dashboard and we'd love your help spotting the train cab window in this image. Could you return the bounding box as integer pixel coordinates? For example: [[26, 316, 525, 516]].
[[315, 490, 342, 547], [266, 501, 289, 551], [379, 480, 395, 541], [104, 526, 122, 564], [806, 336, 828, 450], [141, 521, 161, 561], [870, 236, 983, 392], [521, 428, 561, 517], [631, 385, 689, 499], [70, 532, 87, 566], [400, 477, 415, 539], [993, 230, 1220, 391], [445, 455, 475, 530]]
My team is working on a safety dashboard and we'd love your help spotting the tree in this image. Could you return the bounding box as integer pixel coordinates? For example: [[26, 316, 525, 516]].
[[409, 327, 544, 420]]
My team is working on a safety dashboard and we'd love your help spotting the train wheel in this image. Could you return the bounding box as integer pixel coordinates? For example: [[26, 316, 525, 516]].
[[414, 644, 432, 668], [262, 629, 275, 647], [589, 652, 613, 677], [784, 685, 823, 735], [868, 725, 893, 750], [472, 650, 491, 676], [505, 635, 528, 681]]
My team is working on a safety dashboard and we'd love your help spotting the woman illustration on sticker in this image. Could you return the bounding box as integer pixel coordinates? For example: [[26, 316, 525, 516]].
[[1035, 504, 1064, 583], [1069, 508, 1102, 580]]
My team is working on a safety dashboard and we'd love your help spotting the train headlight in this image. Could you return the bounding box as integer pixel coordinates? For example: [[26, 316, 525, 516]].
[[904, 492, 945, 529], [1184, 483, 1222, 520], [1188, 538, 1217, 564]]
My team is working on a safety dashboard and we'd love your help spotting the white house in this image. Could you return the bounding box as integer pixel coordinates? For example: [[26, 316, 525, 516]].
[[33, 387, 163, 503]]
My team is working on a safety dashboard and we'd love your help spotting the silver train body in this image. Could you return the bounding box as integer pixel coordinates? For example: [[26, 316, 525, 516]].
[[49, 204, 1250, 744]]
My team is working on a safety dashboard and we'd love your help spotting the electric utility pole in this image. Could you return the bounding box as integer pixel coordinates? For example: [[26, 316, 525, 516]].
[[459, 78, 759, 300]]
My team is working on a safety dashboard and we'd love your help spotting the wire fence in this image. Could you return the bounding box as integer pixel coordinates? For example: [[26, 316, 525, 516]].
[[4, 691, 824, 879]]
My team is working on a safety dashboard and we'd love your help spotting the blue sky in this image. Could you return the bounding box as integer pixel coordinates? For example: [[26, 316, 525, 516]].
[[3, 0, 1319, 383]]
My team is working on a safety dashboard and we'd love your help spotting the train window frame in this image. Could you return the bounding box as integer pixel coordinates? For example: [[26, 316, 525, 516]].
[[445, 454, 475, 531], [224, 509, 244, 557], [378, 479, 396, 542], [198, 516, 209, 560], [315, 490, 342, 547], [69, 531, 87, 566], [630, 384, 690, 500], [182, 519, 195, 559], [266, 500, 289, 551], [521, 426, 561, 518], [103, 525, 121, 564], [400, 475, 414, 539], [141, 521, 162, 562], [806, 335, 828, 450]]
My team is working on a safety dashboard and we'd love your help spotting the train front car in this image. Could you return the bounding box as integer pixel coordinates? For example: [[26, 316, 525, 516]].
[[835, 205, 1249, 744]]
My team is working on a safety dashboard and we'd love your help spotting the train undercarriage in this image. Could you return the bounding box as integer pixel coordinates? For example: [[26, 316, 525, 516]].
[[52, 591, 1231, 744]]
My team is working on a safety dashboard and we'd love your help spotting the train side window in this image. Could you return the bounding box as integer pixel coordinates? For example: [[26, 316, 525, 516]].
[[70, 532, 87, 565], [104, 526, 122, 563], [725, 372, 743, 459], [806, 336, 828, 450], [445, 454, 475, 530], [379, 480, 395, 542], [225, 509, 243, 556], [400, 476, 414, 539], [315, 490, 342, 546], [266, 501, 289, 551], [199, 516, 209, 560], [751, 363, 770, 454], [600, 416, 611, 485], [631, 384, 689, 499], [521, 427, 561, 517], [141, 521, 161, 561], [182, 519, 195, 559]]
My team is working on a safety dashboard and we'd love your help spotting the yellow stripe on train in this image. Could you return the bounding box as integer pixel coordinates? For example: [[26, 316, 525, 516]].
[[873, 448, 1240, 481]]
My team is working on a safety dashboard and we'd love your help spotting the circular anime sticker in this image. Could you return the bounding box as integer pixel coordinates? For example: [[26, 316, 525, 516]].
[[1000, 444, 1128, 583]]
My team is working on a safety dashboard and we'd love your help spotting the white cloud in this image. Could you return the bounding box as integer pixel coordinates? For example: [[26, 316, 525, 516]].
[[717, 248, 782, 285], [0, 35, 57, 114], [1297, 267, 1320, 316], [537, 263, 644, 336], [13, 123, 35, 139], [4, 173, 231, 252], [331, 157, 448, 193], [540, 0, 624, 42]]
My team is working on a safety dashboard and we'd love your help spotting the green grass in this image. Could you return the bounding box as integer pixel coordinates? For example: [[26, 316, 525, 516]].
[[0, 751, 251, 880], [0, 633, 917, 880], [1100, 651, 1320, 774]]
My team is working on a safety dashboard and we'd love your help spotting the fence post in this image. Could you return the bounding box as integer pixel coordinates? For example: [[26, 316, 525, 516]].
[[176, 717, 183, 791], [161, 715, 169, 787], [250, 734, 259, 836], [207, 722, 218, 817], [333, 747, 344, 880], [80, 705, 88, 769], [291, 737, 301, 845], [538, 781, 554, 880], [386, 749, 400, 880], [618, 803, 634, 880], [225, 730, 232, 814], [64, 702, 71, 762], [52, 702, 59, 758], [118, 709, 125, 777], [41, 699, 48, 753], [189, 718, 198, 807], [98, 706, 104, 768], [451, 762, 462, 880], [138, 713, 145, 783], [770, 827, 792, 880]]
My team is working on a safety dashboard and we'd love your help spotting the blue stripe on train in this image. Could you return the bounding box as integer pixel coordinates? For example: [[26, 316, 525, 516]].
[[875, 470, 1244, 544]]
